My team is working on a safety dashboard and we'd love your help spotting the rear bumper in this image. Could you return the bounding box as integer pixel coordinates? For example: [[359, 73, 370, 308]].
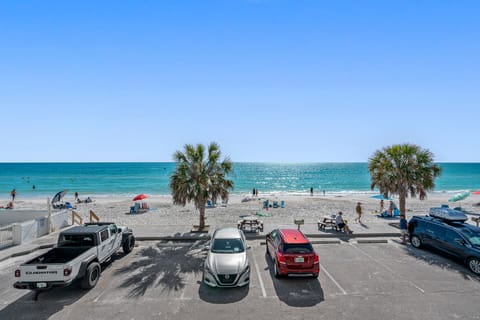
[[279, 264, 320, 276], [14, 280, 73, 290]]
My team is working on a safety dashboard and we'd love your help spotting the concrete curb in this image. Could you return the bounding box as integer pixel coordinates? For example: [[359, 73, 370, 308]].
[[1, 232, 401, 261]]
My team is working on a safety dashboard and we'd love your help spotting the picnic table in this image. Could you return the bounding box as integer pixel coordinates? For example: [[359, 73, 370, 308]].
[[237, 215, 264, 233], [317, 215, 342, 231]]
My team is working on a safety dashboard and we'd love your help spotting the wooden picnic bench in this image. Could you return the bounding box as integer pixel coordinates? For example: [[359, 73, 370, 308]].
[[317, 215, 343, 232], [237, 216, 264, 233]]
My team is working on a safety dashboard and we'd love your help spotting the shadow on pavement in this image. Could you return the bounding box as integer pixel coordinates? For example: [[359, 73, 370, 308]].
[[198, 281, 249, 304], [114, 241, 207, 297], [0, 280, 89, 320], [401, 241, 480, 281], [264, 253, 324, 307]]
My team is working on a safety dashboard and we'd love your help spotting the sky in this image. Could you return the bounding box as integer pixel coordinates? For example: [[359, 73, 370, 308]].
[[1, 0, 479, 163]]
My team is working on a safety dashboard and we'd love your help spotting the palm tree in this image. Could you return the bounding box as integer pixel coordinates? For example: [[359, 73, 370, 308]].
[[368, 143, 442, 215], [170, 142, 234, 230]]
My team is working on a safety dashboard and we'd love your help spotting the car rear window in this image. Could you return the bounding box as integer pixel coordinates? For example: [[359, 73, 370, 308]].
[[211, 238, 245, 253], [282, 243, 313, 254]]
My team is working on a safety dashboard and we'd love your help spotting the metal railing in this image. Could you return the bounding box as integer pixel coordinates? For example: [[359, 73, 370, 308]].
[[0, 224, 14, 249]]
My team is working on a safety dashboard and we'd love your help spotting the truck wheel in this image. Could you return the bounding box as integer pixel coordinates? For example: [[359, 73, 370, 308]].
[[81, 262, 101, 289], [123, 235, 135, 254]]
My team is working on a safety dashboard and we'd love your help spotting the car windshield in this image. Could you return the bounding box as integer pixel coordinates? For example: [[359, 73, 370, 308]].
[[211, 238, 244, 253], [459, 228, 480, 246], [282, 243, 313, 254]]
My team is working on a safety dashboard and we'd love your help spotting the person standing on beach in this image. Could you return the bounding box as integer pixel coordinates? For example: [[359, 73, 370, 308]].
[[310, 187, 313, 196], [380, 199, 384, 213], [11, 189, 16, 202], [355, 202, 363, 223], [75, 192, 79, 202], [399, 215, 408, 244]]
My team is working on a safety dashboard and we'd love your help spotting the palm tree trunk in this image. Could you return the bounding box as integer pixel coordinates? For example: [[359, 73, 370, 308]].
[[399, 191, 406, 216], [199, 207, 206, 229]]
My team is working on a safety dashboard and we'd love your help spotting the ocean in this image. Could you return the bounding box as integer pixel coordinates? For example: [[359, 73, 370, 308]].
[[0, 162, 479, 199]]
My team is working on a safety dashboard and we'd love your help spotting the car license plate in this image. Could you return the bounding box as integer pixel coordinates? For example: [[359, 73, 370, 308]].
[[36, 282, 47, 288], [294, 257, 304, 263]]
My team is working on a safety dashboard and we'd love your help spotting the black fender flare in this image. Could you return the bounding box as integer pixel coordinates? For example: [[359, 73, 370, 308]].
[[78, 255, 99, 279], [121, 230, 134, 245]]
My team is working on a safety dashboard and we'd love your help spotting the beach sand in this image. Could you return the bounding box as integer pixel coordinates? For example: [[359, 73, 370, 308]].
[[8, 193, 480, 232]]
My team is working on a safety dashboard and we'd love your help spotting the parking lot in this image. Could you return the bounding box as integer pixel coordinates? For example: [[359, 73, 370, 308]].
[[1, 239, 479, 320]]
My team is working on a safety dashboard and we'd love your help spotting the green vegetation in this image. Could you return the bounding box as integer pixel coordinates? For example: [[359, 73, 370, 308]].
[[170, 142, 234, 229], [368, 143, 442, 215]]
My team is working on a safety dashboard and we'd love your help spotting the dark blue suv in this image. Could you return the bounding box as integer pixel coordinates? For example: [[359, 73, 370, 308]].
[[408, 215, 480, 275]]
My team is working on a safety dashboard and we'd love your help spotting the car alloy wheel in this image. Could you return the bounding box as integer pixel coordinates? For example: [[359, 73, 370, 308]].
[[410, 235, 422, 248], [468, 258, 480, 275]]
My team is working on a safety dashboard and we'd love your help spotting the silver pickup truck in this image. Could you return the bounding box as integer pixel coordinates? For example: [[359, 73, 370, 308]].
[[13, 222, 135, 298]]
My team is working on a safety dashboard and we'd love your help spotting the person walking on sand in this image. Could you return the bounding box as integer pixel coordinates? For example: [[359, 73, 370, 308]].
[[355, 202, 363, 224], [75, 192, 79, 202], [11, 189, 16, 202], [310, 187, 313, 196], [380, 199, 384, 213]]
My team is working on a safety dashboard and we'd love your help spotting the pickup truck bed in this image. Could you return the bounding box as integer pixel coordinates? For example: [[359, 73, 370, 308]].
[[26, 247, 92, 264]]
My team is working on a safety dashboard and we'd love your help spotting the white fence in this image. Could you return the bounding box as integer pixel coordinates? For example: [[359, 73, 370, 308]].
[[0, 225, 14, 249], [0, 210, 70, 249]]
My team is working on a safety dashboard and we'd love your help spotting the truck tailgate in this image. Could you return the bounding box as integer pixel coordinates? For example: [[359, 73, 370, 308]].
[[18, 264, 67, 283]]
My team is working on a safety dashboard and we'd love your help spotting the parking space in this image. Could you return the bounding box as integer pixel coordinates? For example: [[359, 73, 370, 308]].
[[1, 240, 480, 320]]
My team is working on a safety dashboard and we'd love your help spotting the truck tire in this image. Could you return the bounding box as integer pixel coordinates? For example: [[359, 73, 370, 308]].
[[123, 235, 135, 254], [81, 262, 101, 289]]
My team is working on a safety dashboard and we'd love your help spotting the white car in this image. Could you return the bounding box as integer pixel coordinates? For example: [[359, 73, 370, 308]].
[[203, 227, 250, 287]]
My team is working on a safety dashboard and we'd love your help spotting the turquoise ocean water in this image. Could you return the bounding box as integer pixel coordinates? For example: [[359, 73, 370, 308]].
[[0, 163, 479, 200]]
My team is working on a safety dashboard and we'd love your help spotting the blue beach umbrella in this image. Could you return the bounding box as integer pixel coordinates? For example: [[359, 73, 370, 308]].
[[370, 194, 393, 201], [448, 191, 470, 202], [51, 189, 68, 203]]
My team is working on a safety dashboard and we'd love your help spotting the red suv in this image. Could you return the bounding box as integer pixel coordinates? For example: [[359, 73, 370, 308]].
[[266, 229, 319, 278]]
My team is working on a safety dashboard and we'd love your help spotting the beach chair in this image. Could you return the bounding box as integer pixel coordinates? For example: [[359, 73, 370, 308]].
[[130, 202, 141, 214], [280, 200, 285, 208], [263, 200, 269, 209], [273, 201, 278, 208]]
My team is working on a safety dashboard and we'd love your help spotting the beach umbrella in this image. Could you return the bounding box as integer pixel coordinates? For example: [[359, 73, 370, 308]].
[[51, 189, 68, 203], [369, 194, 393, 201], [448, 191, 470, 202], [133, 194, 148, 201]]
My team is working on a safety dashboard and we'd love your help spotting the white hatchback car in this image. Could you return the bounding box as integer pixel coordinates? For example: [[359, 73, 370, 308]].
[[203, 227, 250, 287]]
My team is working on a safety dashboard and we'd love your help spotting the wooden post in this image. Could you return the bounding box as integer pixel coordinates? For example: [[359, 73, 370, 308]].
[[89, 210, 100, 222], [71, 211, 83, 225]]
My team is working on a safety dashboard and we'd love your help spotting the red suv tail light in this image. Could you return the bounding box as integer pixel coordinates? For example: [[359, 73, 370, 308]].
[[314, 254, 319, 264], [277, 252, 286, 265], [15, 269, 20, 277]]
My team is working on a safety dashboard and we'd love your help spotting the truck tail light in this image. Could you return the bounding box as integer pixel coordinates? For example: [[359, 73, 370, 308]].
[[64, 267, 72, 277], [15, 269, 20, 277]]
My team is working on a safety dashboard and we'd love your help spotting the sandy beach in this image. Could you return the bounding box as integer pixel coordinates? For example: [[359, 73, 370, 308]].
[[7, 192, 480, 231]]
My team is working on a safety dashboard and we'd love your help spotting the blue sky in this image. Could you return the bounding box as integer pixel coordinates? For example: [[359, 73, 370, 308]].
[[1, 0, 479, 162]]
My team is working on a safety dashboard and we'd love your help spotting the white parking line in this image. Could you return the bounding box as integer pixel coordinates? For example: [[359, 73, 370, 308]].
[[352, 243, 426, 293], [180, 272, 193, 300], [320, 263, 346, 295], [251, 249, 267, 298]]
